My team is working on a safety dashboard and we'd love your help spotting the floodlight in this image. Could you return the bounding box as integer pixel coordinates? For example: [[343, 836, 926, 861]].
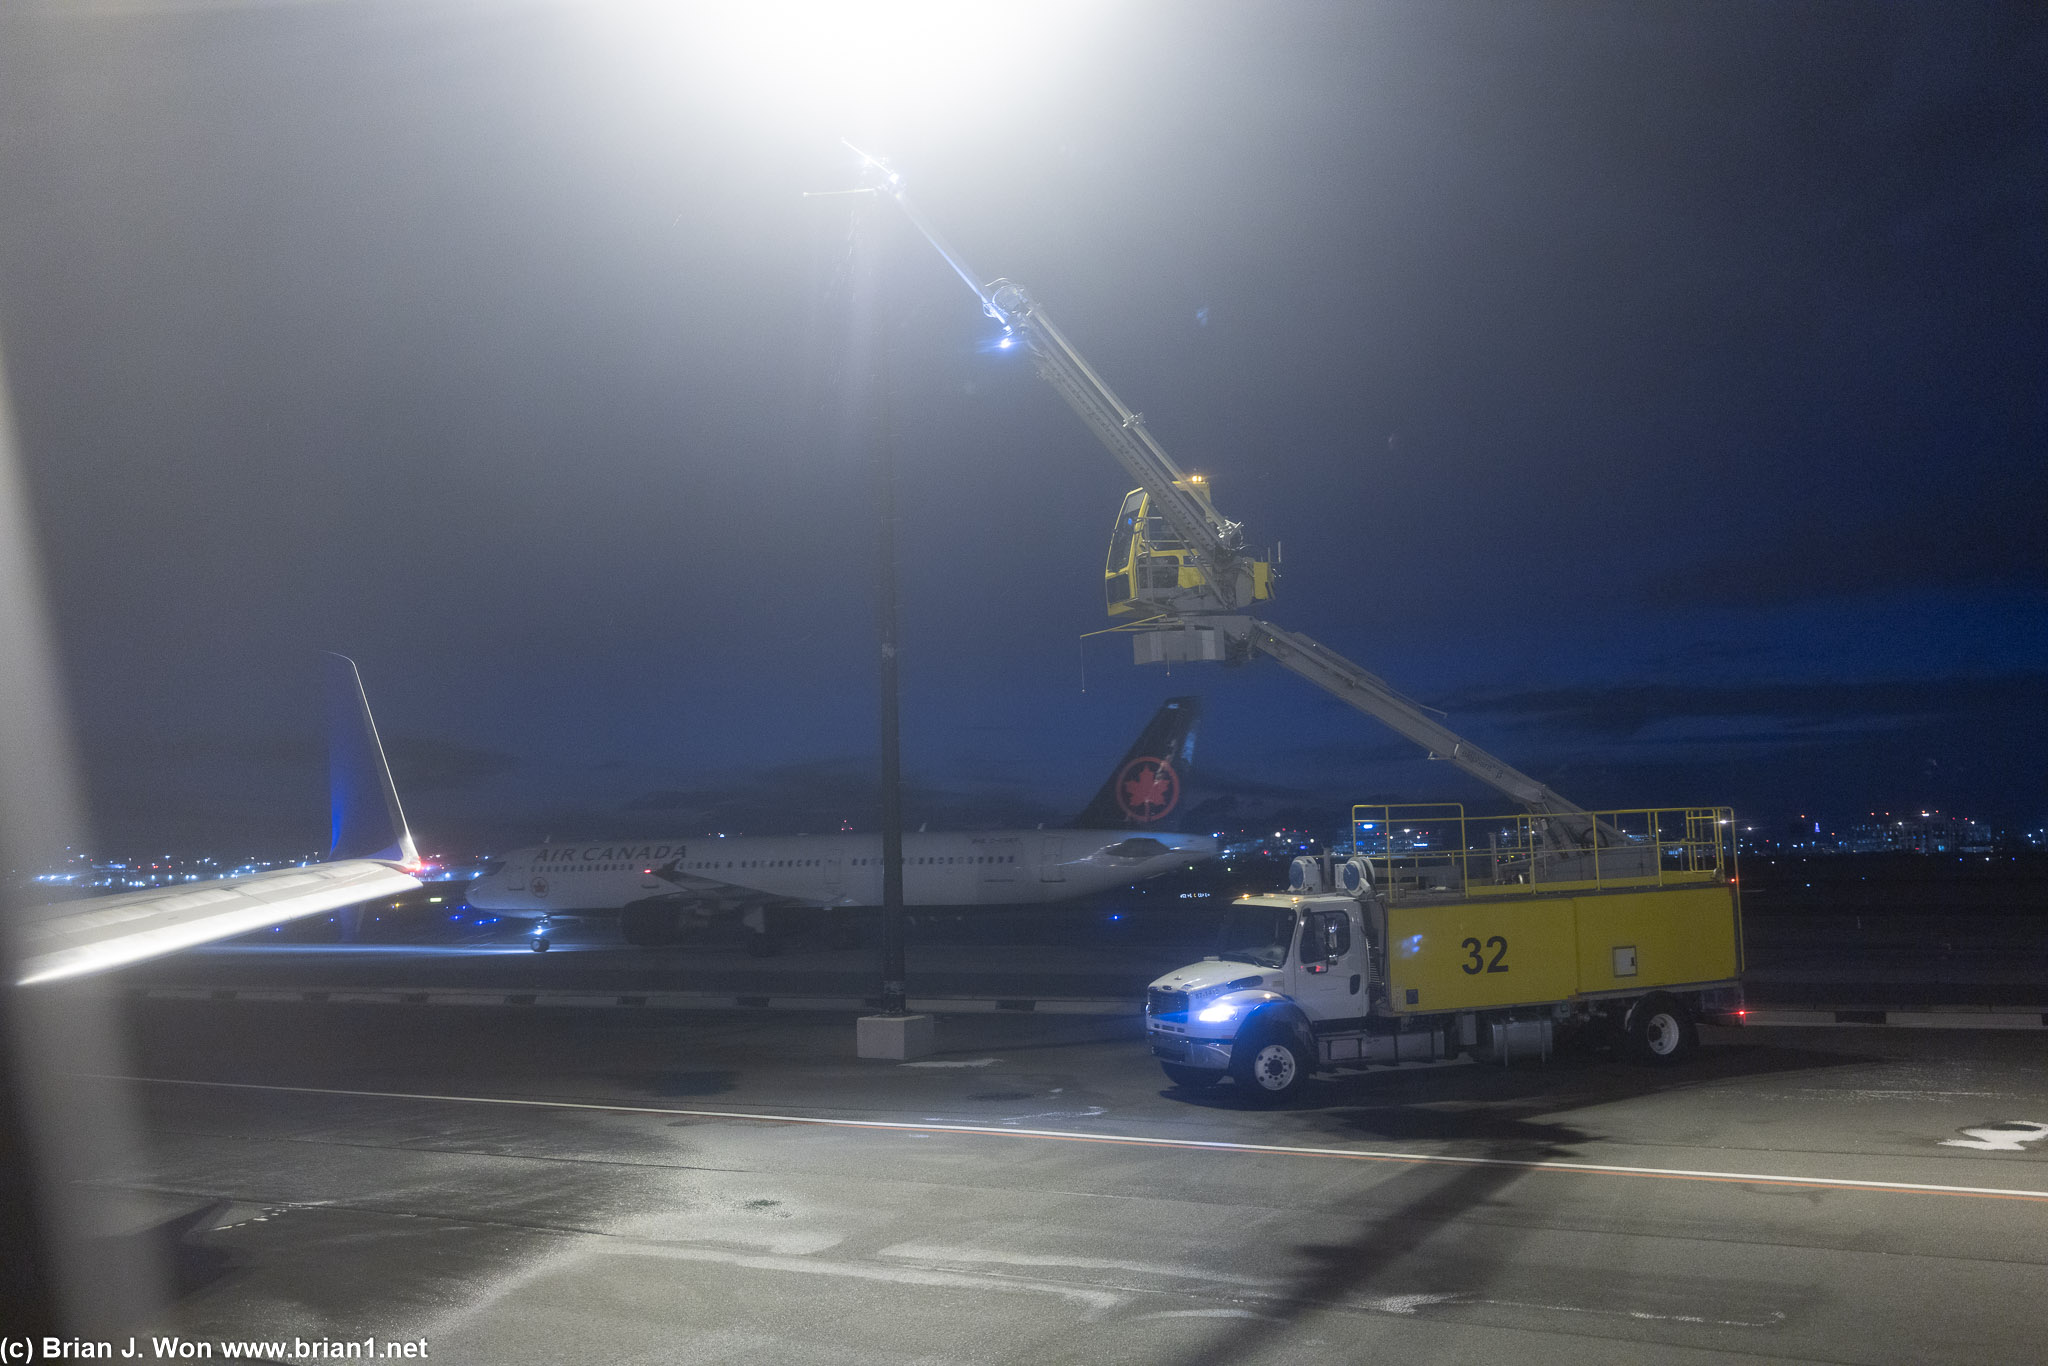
[[592, 0, 1102, 143]]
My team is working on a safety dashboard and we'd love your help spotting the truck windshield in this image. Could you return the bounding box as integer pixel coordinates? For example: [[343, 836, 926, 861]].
[[1215, 905, 1297, 968]]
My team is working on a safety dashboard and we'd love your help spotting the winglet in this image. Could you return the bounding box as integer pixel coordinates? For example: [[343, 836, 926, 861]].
[[323, 653, 418, 867], [1068, 696, 1201, 830]]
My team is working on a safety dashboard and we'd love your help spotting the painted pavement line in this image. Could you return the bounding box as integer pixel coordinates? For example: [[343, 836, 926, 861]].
[[127, 986, 2048, 1026], [104, 1073, 2048, 1204], [127, 985, 1139, 1015], [1740, 1009, 2047, 1029]]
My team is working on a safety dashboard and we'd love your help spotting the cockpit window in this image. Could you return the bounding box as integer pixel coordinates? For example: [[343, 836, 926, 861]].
[[1216, 905, 1296, 969], [476, 859, 505, 878]]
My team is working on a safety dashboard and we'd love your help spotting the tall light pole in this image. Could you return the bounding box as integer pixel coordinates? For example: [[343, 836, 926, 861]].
[[816, 183, 928, 1058], [865, 189, 908, 1020]]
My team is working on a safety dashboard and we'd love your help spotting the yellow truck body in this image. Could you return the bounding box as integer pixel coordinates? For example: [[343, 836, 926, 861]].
[[1385, 883, 1742, 1015]]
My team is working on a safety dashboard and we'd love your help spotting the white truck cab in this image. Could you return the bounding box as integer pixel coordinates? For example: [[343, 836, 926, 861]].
[[1147, 890, 1390, 1101]]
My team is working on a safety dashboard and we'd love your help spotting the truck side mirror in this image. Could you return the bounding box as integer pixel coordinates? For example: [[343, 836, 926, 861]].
[[1319, 912, 1350, 965]]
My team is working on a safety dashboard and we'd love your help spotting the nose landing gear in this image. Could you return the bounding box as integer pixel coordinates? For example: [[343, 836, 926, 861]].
[[530, 917, 554, 953]]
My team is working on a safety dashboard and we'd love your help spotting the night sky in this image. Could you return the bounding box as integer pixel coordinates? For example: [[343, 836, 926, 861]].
[[1, 2, 2042, 858]]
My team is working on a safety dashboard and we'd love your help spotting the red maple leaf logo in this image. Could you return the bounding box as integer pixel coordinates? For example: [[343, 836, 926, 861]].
[[1117, 757, 1179, 822]]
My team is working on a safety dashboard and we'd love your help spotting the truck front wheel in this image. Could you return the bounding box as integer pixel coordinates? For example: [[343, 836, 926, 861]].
[[1233, 1030, 1309, 1105], [1160, 1062, 1223, 1090], [1628, 994, 1698, 1065]]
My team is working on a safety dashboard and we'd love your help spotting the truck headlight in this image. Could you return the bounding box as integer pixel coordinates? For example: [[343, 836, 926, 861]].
[[1196, 1000, 1243, 1024]]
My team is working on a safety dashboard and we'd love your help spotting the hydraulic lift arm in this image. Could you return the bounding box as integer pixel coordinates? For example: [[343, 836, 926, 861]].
[[981, 280, 1258, 611], [879, 182, 1249, 608], [1245, 620, 1582, 814], [871, 164, 1586, 819]]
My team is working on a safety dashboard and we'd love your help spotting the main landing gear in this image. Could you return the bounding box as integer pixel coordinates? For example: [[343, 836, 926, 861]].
[[530, 917, 554, 953], [741, 906, 778, 958]]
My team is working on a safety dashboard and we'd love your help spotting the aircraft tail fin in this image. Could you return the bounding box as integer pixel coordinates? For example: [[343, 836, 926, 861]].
[[1067, 696, 1200, 830], [324, 653, 419, 867]]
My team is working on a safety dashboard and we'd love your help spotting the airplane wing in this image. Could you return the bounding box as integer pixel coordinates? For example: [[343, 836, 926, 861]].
[[14, 860, 420, 986], [637, 863, 828, 912], [13, 654, 422, 987]]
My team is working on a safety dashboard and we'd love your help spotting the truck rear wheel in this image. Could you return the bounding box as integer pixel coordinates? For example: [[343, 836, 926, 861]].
[[1628, 993, 1698, 1065], [1233, 1030, 1309, 1105], [1160, 1062, 1222, 1090]]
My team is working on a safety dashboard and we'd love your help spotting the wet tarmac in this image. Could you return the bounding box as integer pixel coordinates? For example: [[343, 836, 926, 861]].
[[60, 976, 2048, 1365]]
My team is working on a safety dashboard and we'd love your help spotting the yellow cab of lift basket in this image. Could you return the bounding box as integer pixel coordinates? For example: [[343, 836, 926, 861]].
[[1105, 476, 1273, 618]]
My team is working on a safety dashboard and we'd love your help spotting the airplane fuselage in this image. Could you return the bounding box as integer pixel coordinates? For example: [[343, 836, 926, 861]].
[[466, 827, 1217, 918]]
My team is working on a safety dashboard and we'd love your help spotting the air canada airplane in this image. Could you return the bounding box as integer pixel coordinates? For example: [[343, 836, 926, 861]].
[[465, 696, 1215, 952], [12, 655, 423, 986]]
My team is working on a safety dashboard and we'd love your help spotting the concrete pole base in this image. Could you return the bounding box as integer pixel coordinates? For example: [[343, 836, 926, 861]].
[[856, 1013, 934, 1061]]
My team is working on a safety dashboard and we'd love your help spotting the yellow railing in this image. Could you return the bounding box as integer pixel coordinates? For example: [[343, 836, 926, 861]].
[[1348, 804, 1736, 901]]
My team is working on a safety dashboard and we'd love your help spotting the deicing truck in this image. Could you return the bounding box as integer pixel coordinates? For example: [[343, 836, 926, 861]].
[[1147, 804, 1744, 1103]]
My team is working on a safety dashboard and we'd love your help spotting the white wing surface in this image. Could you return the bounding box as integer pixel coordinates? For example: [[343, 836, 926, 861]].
[[14, 654, 423, 987], [15, 860, 420, 986]]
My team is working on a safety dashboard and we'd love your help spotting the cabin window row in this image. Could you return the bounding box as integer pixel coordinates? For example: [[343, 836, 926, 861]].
[[679, 859, 832, 870], [667, 855, 1020, 870]]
